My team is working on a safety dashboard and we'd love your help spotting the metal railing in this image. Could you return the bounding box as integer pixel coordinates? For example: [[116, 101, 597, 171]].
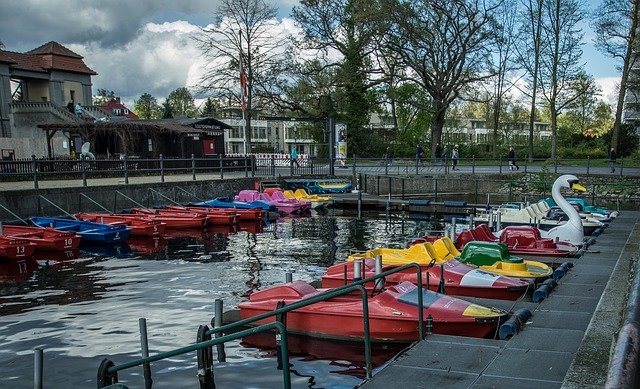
[[96, 263, 424, 388]]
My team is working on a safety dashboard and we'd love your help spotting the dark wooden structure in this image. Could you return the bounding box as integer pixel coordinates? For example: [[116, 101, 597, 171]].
[[38, 117, 231, 158]]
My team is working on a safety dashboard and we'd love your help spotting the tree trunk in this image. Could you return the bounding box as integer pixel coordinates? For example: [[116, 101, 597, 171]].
[[431, 106, 446, 158]]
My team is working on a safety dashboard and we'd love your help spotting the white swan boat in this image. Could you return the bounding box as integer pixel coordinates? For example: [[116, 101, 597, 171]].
[[475, 175, 604, 245]]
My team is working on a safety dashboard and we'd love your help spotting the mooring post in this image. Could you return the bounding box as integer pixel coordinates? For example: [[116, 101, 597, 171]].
[[34, 347, 43, 389], [357, 189, 362, 219], [214, 299, 226, 362], [353, 260, 362, 281], [450, 217, 457, 243], [244, 155, 249, 177], [138, 318, 153, 389], [285, 272, 293, 283]]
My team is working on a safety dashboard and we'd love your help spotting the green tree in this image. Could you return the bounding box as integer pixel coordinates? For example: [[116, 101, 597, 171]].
[[592, 0, 640, 151], [392, 82, 433, 156], [161, 101, 173, 119], [133, 93, 159, 120], [292, 0, 383, 157], [201, 97, 218, 117], [384, 0, 500, 159], [166, 87, 197, 117]]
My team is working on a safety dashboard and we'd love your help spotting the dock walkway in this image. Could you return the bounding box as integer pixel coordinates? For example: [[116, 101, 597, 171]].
[[361, 211, 639, 388]]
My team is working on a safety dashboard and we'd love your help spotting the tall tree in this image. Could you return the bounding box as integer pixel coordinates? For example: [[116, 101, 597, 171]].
[[488, 2, 519, 156], [593, 0, 640, 150], [537, 0, 587, 159], [515, 0, 544, 161], [195, 0, 285, 153], [133, 93, 159, 120], [161, 101, 173, 119], [292, 0, 383, 156], [92, 89, 116, 106], [201, 97, 218, 117], [384, 0, 500, 158], [166, 87, 197, 117]]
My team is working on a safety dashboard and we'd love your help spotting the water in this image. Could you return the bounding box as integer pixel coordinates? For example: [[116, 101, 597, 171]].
[[0, 211, 444, 388]]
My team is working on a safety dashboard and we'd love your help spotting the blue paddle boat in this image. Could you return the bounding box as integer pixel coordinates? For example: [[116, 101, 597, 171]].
[[30, 217, 132, 244], [190, 197, 278, 213]]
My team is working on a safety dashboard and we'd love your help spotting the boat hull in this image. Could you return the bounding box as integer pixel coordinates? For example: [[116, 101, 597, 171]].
[[30, 217, 131, 244], [239, 281, 506, 341], [3, 225, 81, 251], [322, 259, 530, 301]]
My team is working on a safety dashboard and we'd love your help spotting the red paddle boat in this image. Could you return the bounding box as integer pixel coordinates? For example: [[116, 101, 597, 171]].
[[3, 225, 81, 251], [75, 213, 167, 236], [0, 236, 37, 260], [457, 224, 579, 257], [321, 258, 530, 300], [239, 280, 507, 341]]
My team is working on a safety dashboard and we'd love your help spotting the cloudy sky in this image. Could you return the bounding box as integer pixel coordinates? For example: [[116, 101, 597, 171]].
[[0, 0, 620, 108]]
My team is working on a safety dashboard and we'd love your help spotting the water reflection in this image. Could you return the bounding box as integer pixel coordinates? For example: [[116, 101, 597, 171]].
[[0, 212, 440, 388]]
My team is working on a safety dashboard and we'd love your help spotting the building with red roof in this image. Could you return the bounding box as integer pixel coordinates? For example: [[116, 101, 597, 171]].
[[101, 98, 139, 120]]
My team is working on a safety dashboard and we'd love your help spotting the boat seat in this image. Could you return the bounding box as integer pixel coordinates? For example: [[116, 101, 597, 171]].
[[473, 225, 498, 242], [432, 239, 455, 261]]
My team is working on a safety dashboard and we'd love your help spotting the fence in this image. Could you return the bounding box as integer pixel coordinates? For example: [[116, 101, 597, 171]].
[[1, 154, 638, 190]]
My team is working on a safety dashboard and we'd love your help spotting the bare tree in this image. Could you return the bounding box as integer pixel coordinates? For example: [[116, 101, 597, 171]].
[[515, 0, 544, 161], [194, 0, 286, 153], [487, 2, 520, 157], [593, 0, 640, 150], [537, 0, 587, 159], [384, 0, 501, 159]]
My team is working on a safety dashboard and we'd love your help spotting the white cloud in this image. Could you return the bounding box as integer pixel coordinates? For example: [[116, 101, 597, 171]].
[[595, 77, 620, 106]]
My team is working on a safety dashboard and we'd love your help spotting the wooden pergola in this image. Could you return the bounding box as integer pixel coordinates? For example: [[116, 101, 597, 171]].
[[38, 119, 230, 159]]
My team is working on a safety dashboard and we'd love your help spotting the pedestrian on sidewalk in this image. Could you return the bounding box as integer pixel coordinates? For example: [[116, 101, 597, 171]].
[[508, 147, 519, 170], [451, 145, 459, 170], [416, 144, 424, 165], [609, 147, 617, 173]]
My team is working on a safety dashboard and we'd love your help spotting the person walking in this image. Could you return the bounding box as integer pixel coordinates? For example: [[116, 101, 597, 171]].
[[291, 146, 300, 167], [435, 143, 442, 164], [384, 147, 393, 165], [508, 147, 519, 170], [416, 144, 424, 165], [451, 145, 459, 170], [609, 147, 617, 173]]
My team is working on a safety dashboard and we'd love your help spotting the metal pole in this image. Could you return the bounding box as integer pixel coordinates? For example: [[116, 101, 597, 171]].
[[138, 318, 153, 389], [245, 155, 249, 177], [219, 154, 224, 179], [124, 155, 129, 184], [357, 189, 362, 218], [81, 155, 87, 187], [353, 261, 362, 281], [285, 272, 293, 283], [32, 155, 39, 189], [192, 154, 196, 180], [160, 154, 165, 183], [34, 348, 43, 389], [214, 299, 226, 362], [450, 217, 457, 242]]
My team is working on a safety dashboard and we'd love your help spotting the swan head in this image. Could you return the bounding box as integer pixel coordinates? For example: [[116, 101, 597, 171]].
[[555, 174, 587, 193]]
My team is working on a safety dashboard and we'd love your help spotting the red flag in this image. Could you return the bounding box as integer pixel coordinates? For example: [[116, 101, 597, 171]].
[[240, 61, 247, 112]]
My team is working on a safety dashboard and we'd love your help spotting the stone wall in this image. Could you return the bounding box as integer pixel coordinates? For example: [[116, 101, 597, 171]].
[[0, 178, 257, 221]]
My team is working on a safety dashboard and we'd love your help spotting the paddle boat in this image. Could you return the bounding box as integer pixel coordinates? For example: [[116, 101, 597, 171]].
[[0, 236, 36, 260], [322, 257, 531, 300], [239, 280, 508, 341], [191, 197, 278, 214], [235, 190, 309, 214], [544, 197, 617, 219], [263, 190, 312, 212], [2, 224, 81, 251], [453, 224, 579, 257], [179, 205, 265, 221], [477, 175, 601, 246], [432, 238, 553, 282], [279, 188, 333, 209], [129, 208, 209, 228], [30, 217, 131, 244], [75, 213, 167, 236], [163, 206, 238, 225]]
